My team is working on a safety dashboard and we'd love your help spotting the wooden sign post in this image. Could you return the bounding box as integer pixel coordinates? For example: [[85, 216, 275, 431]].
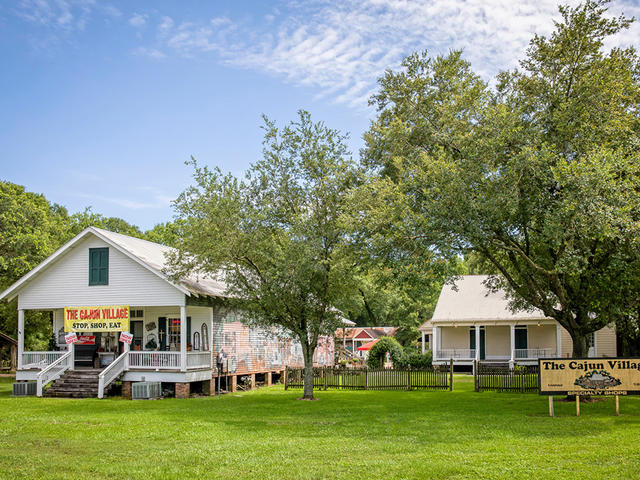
[[576, 395, 580, 417], [548, 396, 554, 417]]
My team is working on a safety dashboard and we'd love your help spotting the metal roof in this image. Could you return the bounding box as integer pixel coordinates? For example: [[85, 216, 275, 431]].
[[93, 228, 227, 298], [430, 275, 548, 323]]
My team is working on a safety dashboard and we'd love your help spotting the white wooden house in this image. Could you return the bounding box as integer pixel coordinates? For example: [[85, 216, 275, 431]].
[[420, 275, 617, 368], [1, 227, 334, 398]]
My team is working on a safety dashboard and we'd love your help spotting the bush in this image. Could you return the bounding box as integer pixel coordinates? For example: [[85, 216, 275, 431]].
[[367, 336, 404, 369], [392, 346, 433, 369]]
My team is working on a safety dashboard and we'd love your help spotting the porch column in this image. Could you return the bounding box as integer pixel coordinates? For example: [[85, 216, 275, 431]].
[[123, 341, 130, 370], [433, 327, 439, 362], [421, 331, 426, 354], [509, 324, 515, 368], [475, 325, 480, 362], [210, 307, 214, 367], [180, 306, 187, 372], [17, 309, 24, 370], [556, 324, 562, 358], [342, 327, 346, 350], [68, 341, 74, 371]]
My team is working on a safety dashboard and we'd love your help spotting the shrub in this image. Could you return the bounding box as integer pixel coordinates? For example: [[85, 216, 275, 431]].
[[367, 336, 404, 369]]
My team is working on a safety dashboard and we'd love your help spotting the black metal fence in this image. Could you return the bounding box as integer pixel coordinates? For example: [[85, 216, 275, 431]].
[[474, 362, 539, 393], [285, 364, 453, 391]]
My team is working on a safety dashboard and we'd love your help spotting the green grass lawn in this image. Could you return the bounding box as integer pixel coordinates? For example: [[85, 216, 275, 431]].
[[0, 375, 639, 479]]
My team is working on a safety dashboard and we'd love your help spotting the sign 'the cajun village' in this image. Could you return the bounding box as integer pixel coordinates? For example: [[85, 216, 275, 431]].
[[64, 306, 130, 332], [539, 358, 640, 396]]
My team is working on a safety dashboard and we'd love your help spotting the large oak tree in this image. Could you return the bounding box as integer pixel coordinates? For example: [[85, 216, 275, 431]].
[[362, 0, 640, 357]]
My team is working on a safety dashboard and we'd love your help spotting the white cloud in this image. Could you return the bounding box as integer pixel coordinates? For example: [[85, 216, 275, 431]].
[[14, 0, 640, 109], [14, 0, 105, 32], [141, 0, 640, 109], [158, 16, 174, 35], [129, 12, 147, 28], [132, 46, 166, 60]]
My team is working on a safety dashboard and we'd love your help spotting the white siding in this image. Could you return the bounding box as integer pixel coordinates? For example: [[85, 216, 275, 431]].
[[561, 324, 616, 357], [18, 235, 185, 310]]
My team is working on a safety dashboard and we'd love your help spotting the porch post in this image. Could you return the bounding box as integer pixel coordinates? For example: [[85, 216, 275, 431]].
[[180, 305, 187, 372], [17, 309, 24, 370], [209, 307, 214, 368], [509, 324, 515, 368], [421, 331, 426, 354], [68, 341, 75, 371], [433, 327, 439, 362], [123, 341, 130, 370], [475, 325, 480, 362], [342, 327, 346, 350], [556, 324, 562, 358]]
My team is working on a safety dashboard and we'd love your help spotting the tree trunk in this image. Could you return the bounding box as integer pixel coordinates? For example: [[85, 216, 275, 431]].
[[301, 342, 315, 400], [570, 331, 589, 358], [567, 330, 590, 401]]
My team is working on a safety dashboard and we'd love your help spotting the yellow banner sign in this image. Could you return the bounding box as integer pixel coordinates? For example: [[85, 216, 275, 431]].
[[64, 306, 130, 332], [539, 358, 640, 395]]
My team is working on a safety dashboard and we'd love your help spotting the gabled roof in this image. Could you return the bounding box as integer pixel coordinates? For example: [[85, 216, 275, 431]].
[[0, 227, 227, 302], [431, 275, 548, 323], [354, 329, 374, 339], [335, 327, 398, 339]]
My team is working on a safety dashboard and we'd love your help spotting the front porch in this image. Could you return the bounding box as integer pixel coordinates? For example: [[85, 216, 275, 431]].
[[16, 304, 214, 397], [431, 323, 561, 366]]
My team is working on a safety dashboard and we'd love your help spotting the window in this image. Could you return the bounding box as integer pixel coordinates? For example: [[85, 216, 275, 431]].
[[89, 248, 109, 285], [201, 323, 209, 351], [129, 309, 144, 319], [168, 318, 180, 350]]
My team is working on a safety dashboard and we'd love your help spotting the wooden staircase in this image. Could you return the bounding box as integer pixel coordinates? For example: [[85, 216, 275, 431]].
[[43, 369, 104, 398]]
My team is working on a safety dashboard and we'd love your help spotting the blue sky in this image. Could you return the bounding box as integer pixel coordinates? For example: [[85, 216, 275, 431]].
[[1, 0, 638, 230]]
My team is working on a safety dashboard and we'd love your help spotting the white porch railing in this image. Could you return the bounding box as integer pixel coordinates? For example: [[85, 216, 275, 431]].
[[437, 349, 476, 359], [187, 351, 211, 369], [22, 351, 66, 369], [514, 348, 554, 359], [36, 350, 73, 397], [98, 351, 128, 399], [128, 351, 181, 370]]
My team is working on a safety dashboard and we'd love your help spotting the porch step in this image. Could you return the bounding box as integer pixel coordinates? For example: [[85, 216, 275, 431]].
[[43, 369, 113, 398]]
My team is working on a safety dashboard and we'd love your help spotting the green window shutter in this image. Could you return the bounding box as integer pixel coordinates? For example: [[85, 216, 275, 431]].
[[515, 327, 528, 350], [89, 248, 109, 285], [187, 317, 191, 344]]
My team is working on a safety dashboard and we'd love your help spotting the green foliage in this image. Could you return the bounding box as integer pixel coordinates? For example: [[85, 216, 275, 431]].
[[394, 347, 433, 369], [69, 207, 144, 238], [144, 220, 185, 247], [394, 324, 421, 347], [0, 182, 71, 348], [363, 1, 640, 357], [170, 111, 361, 398], [367, 336, 403, 368]]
